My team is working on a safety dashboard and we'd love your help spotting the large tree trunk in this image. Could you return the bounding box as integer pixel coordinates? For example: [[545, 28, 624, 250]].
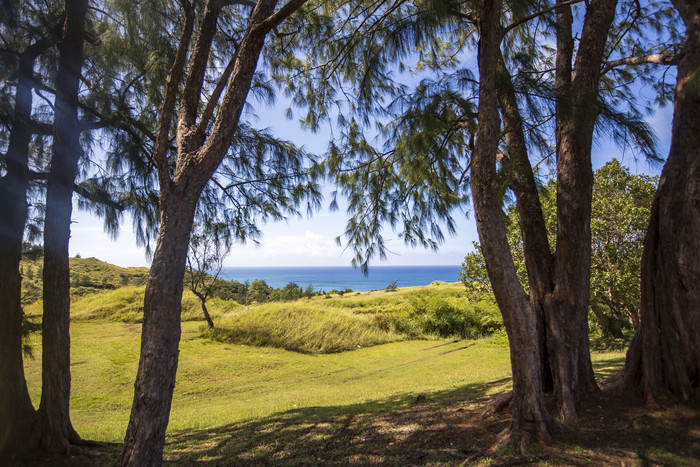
[[119, 188, 198, 466], [544, 0, 618, 422], [619, 0, 700, 403], [120, 1, 286, 464], [496, 54, 554, 393], [471, 0, 555, 446], [0, 43, 40, 460], [35, 0, 89, 454]]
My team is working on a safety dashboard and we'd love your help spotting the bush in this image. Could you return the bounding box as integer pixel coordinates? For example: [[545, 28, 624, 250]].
[[375, 292, 502, 340]]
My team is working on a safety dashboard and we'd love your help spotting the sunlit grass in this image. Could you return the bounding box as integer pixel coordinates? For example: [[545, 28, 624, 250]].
[[202, 302, 401, 353], [21, 280, 627, 451], [23, 320, 527, 443]]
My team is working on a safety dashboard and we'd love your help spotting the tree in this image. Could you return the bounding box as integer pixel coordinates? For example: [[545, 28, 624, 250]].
[[469, 0, 556, 445], [617, 0, 700, 404], [460, 160, 658, 337], [117, 1, 315, 464], [0, 2, 58, 456], [185, 224, 230, 328], [589, 161, 657, 335], [34, 0, 89, 454], [234, 0, 679, 444], [247, 279, 271, 303]]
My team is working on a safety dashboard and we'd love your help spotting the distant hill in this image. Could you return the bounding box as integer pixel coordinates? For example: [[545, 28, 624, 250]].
[[21, 256, 149, 305]]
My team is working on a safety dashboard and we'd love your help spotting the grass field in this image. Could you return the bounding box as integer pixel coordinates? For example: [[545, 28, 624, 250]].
[[23, 320, 519, 443], [20, 270, 698, 465]]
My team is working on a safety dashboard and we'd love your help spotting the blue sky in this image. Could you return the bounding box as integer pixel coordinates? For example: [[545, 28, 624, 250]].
[[67, 77, 674, 269]]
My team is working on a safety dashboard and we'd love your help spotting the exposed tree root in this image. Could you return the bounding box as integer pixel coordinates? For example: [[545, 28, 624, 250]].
[[482, 390, 514, 417]]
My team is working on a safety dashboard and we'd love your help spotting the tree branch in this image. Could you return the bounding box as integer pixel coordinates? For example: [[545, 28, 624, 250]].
[[28, 171, 125, 210], [255, 0, 310, 34], [154, 2, 196, 182], [601, 53, 679, 75], [178, 0, 222, 153], [195, 39, 240, 144]]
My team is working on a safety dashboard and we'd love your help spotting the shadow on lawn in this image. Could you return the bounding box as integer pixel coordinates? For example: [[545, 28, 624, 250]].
[[163, 378, 512, 465], [22, 353, 700, 466]]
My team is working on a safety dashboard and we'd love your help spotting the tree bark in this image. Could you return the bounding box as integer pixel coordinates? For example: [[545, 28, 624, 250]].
[[545, 0, 618, 422], [471, 0, 554, 446], [193, 290, 215, 328], [119, 188, 198, 466], [619, 0, 700, 403], [496, 53, 554, 393], [35, 0, 89, 455], [0, 40, 41, 460], [120, 1, 293, 464]]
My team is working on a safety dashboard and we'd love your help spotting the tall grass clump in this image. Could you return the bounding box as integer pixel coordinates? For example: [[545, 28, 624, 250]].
[[69, 286, 235, 323], [201, 303, 400, 354], [375, 291, 502, 340]]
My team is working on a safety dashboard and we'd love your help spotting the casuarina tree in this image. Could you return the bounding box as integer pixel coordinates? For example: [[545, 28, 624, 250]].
[[115, 1, 316, 464]]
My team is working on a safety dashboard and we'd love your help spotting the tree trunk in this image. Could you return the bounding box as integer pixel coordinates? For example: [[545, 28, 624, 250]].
[[619, 0, 700, 403], [471, 0, 554, 446], [119, 188, 198, 466], [545, 0, 618, 422], [35, 0, 89, 454], [590, 300, 623, 338], [119, 1, 303, 463], [0, 44, 40, 460], [193, 291, 215, 328], [496, 53, 554, 393]]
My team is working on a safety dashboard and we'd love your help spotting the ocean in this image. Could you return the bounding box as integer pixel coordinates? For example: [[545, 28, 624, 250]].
[[219, 265, 462, 293]]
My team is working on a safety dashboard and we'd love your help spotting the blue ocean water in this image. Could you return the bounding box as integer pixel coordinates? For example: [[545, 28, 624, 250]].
[[219, 265, 462, 293]]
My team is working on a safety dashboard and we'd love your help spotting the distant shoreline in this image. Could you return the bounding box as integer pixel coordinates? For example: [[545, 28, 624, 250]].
[[219, 265, 462, 293]]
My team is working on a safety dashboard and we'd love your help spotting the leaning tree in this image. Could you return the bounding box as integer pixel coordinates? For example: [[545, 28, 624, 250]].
[[109, 1, 322, 464]]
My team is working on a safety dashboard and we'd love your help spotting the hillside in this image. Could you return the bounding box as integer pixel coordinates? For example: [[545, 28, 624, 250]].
[[20, 256, 149, 305]]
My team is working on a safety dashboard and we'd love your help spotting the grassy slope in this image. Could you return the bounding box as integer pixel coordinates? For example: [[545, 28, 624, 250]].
[[22, 318, 630, 464], [18, 261, 700, 465], [23, 320, 521, 443], [20, 256, 149, 304]]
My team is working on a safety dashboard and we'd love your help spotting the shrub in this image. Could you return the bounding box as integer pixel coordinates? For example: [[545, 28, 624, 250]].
[[375, 293, 502, 340]]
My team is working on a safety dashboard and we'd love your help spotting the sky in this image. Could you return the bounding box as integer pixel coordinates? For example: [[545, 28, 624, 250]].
[[66, 61, 675, 269]]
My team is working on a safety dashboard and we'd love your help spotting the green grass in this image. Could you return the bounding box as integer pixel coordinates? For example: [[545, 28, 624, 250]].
[[201, 282, 504, 353], [20, 278, 634, 463], [20, 256, 149, 305], [202, 302, 401, 353], [23, 320, 526, 443], [23, 285, 237, 323]]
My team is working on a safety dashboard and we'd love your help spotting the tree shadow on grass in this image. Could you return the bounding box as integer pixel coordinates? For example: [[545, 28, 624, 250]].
[[591, 354, 627, 380], [163, 378, 513, 466], [23, 353, 700, 466]]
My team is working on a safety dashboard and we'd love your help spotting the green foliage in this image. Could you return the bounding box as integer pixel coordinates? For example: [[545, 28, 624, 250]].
[[384, 280, 399, 292], [202, 303, 399, 354], [459, 159, 658, 336], [247, 279, 271, 304], [375, 291, 502, 340]]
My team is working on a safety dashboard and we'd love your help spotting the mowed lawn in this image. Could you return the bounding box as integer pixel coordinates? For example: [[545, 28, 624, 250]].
[[22, 319, 625, 447]]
